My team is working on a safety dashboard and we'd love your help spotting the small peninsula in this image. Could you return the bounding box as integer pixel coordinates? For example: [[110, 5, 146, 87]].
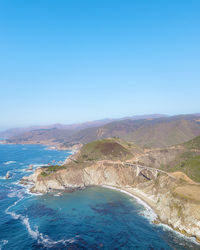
[[22, 137, 200, 243]]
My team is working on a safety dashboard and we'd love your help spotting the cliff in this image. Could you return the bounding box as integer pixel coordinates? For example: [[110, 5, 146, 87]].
[[21, 138, 200, 242], [22, 161, 200, 242]]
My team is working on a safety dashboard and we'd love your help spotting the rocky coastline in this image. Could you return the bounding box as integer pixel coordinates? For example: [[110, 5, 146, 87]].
[[21, 160, 200, 243], [0, 140, 83, 153]]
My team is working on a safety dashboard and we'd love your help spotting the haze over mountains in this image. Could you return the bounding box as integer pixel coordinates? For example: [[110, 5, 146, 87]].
[[0, 114, 166, 138], [1, 113, 200, 148], [0, 114, 167, 138]]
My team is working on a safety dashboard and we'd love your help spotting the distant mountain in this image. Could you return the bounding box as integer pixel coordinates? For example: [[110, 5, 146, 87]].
[[0, 114, 166, 139], [4, 128, 76, 145], [0, 124, 65, 139], [4, 113, 200, 149], [61, 114, 200, 148]]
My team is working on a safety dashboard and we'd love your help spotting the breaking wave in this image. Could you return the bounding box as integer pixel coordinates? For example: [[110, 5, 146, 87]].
[[101, 185, 199, 246], [101, 185, 157, 222], [5, 195, 76, 248], [4, 161, 16, 165]]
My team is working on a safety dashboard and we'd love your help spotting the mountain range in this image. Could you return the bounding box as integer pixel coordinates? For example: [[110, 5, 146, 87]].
[[2, 113, 200, 148]]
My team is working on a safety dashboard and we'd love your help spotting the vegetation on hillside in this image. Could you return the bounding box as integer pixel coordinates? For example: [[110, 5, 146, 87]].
[[170, 136, 200, 182], [170, 155, 200, 182], [40, 165, 65, 177], [40, 138, 135, 177], [159, 150, 200, 182], [183, 136, 200, 150], [77, 138, 134, 162], [39, 135, 200, 182], [157, 137, 200, 182]]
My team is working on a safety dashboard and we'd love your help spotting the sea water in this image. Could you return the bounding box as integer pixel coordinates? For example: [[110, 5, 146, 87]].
[[0, 144, 199, 250]]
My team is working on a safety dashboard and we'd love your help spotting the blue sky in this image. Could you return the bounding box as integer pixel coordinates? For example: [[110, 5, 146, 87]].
[[0, 0, 200, 128]]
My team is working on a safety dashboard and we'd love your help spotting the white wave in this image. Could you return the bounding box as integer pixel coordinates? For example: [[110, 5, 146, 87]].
[[101, 185, 200, 245], [0, 240, 8, 250], [101, 185, 157, 221], [158, 222, 199, 245], [11, 182, 39, 197], [5, 196, 23, 219], [24, 186, 42, 196], [5, 197, 76, 247], [15, 163, 48, 174], [54, 192, 62, 197], [7, 191, 19, 198], [32, 163, 48, 168], [12, 181, 24, 186], [4, 161, 16, 165], [67, 150, 75, 155], [0, 173, 14, 180], [21, 217, 76, 247]]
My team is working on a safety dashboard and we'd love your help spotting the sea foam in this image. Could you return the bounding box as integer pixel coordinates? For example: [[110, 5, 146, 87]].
[[5, 196, 76, 248], [101, 185, 157, 222], [0, 240, 8, 250], [101, 185, 200, 245], [4, 161, 16, 165]]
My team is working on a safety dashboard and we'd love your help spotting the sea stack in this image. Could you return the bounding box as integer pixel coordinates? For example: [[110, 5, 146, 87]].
[[5, 171, 10, 179]]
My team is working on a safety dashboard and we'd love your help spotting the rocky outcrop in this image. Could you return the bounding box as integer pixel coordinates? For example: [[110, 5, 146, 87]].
[[5, 171, 11, 179], [22, 162, 200, 242], [135, 147, 185, 168]]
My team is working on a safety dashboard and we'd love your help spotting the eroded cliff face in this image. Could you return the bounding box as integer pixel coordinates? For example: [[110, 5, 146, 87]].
[[135, 175, 200, 240], [23, 163, 144, 193], [22, 162, 200, 242], [135, 147, 185, 168]]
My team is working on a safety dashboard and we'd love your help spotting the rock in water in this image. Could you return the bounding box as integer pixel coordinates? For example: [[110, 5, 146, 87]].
[[26, 164, 33, 171], [5, 171, 10, 179]]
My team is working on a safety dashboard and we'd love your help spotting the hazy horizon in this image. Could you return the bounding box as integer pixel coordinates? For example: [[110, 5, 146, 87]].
[[1, 111, 200, 131]]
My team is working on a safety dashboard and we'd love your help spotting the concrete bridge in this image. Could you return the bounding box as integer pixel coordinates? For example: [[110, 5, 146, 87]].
[[123, 162, 175, 180], [98, 160, 176, 180]]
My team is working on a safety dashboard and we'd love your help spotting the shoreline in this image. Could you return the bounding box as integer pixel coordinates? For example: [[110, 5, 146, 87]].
[[21, 178, 200, 245], [12, 142, 200, 245], [100, 184, 199, 245], [101, 185, 157, 219], [0, 141, 81, 152]]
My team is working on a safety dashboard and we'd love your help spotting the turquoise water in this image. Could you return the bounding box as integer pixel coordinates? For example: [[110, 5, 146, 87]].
[[0, 144, 199, 249]]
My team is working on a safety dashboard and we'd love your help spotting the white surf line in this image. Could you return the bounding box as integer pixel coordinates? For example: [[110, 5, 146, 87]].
[[5, 196, 24, 219], [8, 207, 76, 247], [5, 194, 76, 247], [101, 185, 157, 221], [101, 185, 200, 245], [4, 161, 16, 165]]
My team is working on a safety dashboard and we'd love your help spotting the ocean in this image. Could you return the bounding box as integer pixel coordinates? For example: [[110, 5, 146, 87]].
[[0, 144, 199, 250]]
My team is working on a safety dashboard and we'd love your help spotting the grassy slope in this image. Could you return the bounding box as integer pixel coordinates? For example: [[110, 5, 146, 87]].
[[40, 138, 135, 176], [169, 154, 200, 182], [40, 135, 200, 184], [77, 138, 134, 162], [183, 135, 200, 149], [163, 136, 200, 182]]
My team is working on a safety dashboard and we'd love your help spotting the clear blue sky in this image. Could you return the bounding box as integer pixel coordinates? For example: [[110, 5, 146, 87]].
[[0, 0, 200, 129]]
